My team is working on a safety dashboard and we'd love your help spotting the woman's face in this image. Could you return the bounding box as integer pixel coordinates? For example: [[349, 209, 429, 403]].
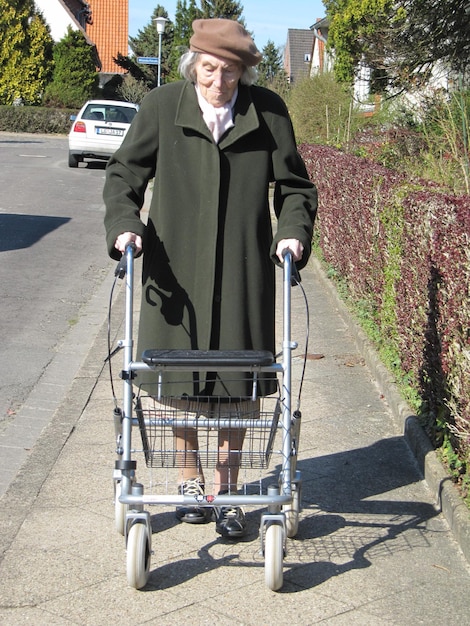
[[194, 53, 243, 107]]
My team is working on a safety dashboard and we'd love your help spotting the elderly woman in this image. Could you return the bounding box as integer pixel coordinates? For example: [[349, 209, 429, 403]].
[[104, 18, 317, 538]]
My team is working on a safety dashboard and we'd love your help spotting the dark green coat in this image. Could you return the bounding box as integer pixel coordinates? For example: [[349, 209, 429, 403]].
[[104, 80, 317, 396]]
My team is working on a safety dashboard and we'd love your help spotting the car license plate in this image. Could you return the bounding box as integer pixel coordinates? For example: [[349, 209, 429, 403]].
[[96, 127, 124, 136]]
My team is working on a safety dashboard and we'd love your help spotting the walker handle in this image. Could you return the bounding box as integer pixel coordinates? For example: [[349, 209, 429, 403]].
[[281, 248, 301, 286], [115, 242, 136, 279]]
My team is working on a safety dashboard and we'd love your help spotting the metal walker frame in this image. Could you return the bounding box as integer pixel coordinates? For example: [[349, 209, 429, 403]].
[[111, 244, 303, 591]]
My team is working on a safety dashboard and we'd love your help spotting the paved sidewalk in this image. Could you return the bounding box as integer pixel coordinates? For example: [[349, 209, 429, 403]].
[[1, 256, 469, 625]]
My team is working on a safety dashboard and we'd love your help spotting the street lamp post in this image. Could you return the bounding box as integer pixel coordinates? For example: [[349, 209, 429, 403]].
[[153, 17, 168, 87]]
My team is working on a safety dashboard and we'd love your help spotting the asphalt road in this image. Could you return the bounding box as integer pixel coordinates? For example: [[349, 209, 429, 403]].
[[0, 132, 115, 429]]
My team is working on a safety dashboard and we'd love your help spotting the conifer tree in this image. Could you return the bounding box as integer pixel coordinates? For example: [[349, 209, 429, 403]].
[[21, 13, 54, 104], [43, 27, 98, 109], [199, 0, 244, 20], [257, 41, 286, 88], [0, 0, 54, 105], [127, 5, 173, 86], [167, 0, 200, 81]]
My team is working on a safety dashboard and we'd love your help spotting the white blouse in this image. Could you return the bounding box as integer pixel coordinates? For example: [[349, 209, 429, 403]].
[[195, 85, 238, 143]]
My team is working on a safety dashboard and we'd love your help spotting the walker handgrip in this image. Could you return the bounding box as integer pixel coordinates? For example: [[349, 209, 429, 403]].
[[281, 248, 291, 260], [114, 242, 136, 278], [281, 248, 301, 286]]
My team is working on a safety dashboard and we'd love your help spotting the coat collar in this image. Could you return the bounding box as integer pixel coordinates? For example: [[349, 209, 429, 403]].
[[175, 81, 260, 147]]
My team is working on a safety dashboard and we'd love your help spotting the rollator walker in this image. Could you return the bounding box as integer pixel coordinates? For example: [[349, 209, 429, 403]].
[[109, 243, 308, 591]]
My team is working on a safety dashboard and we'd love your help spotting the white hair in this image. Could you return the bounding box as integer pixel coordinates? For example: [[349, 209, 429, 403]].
[[178, 51, 258, 86]]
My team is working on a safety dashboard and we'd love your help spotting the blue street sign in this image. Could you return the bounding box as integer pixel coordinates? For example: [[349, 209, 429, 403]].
[[137, 56, 160, 65]]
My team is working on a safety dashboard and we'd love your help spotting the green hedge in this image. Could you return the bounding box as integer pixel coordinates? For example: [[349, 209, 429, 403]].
[[0, 105, 77, 135]]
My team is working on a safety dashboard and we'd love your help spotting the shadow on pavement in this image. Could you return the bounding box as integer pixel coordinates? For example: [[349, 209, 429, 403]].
[[139, 436, 437, 592], [0, 214, 71, 252]]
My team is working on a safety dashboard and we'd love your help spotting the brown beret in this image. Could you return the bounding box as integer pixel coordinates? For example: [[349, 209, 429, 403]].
[[190, 18, 262, 67]]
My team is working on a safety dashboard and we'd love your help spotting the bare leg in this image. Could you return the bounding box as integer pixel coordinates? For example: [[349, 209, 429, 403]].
[[214, 428, 246, 494], [213, 399, 259, 538], [173, 427, 204, 484], [171, 399, 209, 523]]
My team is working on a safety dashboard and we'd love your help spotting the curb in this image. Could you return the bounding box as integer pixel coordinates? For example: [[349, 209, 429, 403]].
[[310, 256, 470, 564]]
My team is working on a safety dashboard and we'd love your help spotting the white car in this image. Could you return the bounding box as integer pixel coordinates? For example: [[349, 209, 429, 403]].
[[68, 99, 139, 168]]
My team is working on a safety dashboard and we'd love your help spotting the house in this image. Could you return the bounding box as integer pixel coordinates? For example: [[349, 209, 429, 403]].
[[34, 0, 91, 41], [284, 8, 470, 128], [308, 16, 373, 108], [310, 17, 332, 76], [86, 0, 128, 80], [34, 0, 128, 85], [283, 29, 316, 83]]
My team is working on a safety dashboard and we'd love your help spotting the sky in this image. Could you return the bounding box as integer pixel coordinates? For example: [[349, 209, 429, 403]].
[[128, 1, 327, 50]]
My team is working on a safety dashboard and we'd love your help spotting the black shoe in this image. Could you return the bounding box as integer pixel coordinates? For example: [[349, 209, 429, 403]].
[[215, 506, 247, 538], [176, 478, 212, 524]]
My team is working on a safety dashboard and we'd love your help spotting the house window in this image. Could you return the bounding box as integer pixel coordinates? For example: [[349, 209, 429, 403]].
[[304, 53, 311, 62]]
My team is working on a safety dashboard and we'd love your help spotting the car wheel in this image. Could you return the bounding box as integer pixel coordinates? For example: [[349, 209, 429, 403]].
[[68, 152, 80, 168]]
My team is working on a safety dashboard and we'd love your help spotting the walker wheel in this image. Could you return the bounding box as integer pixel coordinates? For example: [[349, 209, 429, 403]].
[[126, 521, 151, 589], [264, 522, 284, 591]]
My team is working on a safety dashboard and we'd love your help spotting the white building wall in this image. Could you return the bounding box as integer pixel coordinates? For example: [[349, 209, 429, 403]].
[[353, 61, 371, 103], [34, 0, 79, 41], [310, 37, 322, 75]]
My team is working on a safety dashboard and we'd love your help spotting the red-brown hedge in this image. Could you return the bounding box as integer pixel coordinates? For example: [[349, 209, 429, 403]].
[[300, 143, 470, 460]]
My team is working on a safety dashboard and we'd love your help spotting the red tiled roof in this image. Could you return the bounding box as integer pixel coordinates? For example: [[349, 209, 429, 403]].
[[87, 0, 128, 74]]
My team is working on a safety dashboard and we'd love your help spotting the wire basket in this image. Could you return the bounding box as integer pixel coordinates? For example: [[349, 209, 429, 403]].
[[135, 393, 281, 470]]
